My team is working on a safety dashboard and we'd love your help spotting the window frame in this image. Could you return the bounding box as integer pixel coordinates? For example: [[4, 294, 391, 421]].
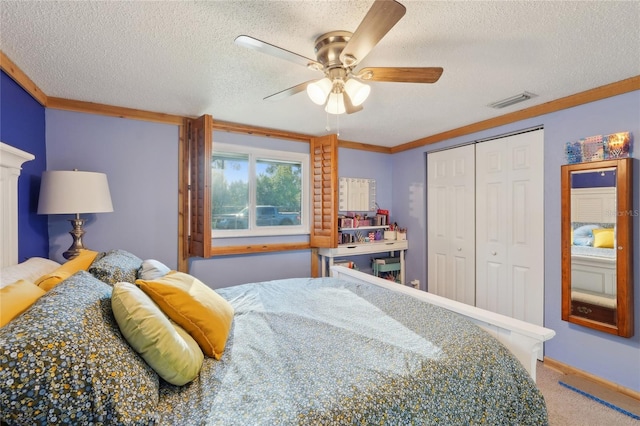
[[211, 142, 310, 238]]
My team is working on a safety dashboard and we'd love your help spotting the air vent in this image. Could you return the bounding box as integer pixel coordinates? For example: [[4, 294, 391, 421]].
[[489, 91, 537, 109]]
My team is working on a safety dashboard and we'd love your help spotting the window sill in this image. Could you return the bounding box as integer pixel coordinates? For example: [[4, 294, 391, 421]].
[[209, 242, 311, 257]]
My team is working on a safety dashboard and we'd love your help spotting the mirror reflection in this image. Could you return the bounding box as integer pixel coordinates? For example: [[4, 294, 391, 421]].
[[569, 167, 617, 324], [561, 158, 634, 337]]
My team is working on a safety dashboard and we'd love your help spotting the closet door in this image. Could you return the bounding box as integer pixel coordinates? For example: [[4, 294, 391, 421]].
[[475, 130, 544, 330], [427, 145, 476, 305]]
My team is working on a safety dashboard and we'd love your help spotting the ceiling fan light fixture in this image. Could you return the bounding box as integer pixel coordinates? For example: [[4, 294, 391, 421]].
[[344, 78, 371, 107], [307, 77, 332, 105], [325, 92, 346, 115]]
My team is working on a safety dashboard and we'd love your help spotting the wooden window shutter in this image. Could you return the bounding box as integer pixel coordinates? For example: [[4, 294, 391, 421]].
[[310, 134, 338, 248], [187, 114, 213, 258]]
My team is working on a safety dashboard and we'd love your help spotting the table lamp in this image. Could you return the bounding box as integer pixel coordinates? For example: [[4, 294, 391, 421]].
[[38, 170, 113, 259]]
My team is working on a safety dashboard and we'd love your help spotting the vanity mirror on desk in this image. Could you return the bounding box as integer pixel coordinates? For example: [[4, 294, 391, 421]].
[[561, 158, 634, 337]]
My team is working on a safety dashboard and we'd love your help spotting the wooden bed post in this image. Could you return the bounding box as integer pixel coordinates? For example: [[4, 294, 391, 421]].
[[310, 248, 319, 277]]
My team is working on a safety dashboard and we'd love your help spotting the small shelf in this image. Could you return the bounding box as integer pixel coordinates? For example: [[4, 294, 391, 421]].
[[373, 259, 402, 283], [339, 225, 388, 231], [336, 240, 407, 249]]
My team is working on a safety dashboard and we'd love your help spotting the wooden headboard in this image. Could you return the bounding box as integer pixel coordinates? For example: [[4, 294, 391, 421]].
[[0, 142, 35, 268]]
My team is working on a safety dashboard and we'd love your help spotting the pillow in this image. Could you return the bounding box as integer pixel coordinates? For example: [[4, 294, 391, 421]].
[[573, 237, 593, 246], [111, 282, 204, 386], [573, 224, 600, 238], [592, 228, 615, 248], [138, 259, 171, 280], [35, 249, 100, 291], [0, 271, 159, 424], [0, 257, 61, 288], [89, 249, 143, 286], [0, 279, 46, 327], [136, 271, 234, 359]]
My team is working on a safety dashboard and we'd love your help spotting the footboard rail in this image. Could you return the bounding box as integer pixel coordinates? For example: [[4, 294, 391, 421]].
[[330, 266, 555, 380]]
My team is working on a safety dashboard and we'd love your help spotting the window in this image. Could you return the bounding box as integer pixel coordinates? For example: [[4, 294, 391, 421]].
[[186, 114, 337, 261], [211, 143, 309, 237]]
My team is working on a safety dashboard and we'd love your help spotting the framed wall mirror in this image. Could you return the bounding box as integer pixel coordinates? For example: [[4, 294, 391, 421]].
[[561, 158, 634, 337]]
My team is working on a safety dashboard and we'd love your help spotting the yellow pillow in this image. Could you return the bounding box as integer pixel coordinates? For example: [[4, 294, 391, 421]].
[[136, 271, 234, 359], [592, 228, 614, 248], [0, 280, 46, 327], [35, 250, 99, 291], [111, 282, 204, 386]]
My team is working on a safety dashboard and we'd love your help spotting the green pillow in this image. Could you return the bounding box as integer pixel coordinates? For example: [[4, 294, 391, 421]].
[[111, 282, 204, 386]]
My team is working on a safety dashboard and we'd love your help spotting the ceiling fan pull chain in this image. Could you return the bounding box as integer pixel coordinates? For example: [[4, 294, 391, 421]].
[[325, 109, 331, 132]]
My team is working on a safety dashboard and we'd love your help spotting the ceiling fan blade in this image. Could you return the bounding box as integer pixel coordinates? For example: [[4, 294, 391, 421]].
[[358, 67, 444, 83], [263, 81, 312, 102], [235, 35, 323, 71], [343, 91, 364, 114], [339, 0, 406, 67]]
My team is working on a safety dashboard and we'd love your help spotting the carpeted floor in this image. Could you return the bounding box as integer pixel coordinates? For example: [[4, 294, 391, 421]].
[[536, 361, 640, 426]]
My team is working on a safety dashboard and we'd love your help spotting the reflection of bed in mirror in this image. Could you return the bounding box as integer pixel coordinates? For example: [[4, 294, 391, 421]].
[[570, 246, 616, 323]]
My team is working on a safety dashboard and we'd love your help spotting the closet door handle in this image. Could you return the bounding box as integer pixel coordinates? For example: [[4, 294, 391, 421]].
[[457, 247, 462, 251], [491, 251, 497, 256]]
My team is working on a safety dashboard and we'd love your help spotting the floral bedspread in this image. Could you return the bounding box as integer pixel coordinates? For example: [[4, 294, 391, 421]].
[[155, 277, 548, 425]]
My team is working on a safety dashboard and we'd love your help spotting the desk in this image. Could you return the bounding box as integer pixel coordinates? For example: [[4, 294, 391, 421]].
[[318, 240, 408, 284]]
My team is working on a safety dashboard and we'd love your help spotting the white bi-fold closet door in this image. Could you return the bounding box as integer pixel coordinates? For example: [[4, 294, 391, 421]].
[[427, 144, 476, 306], [427, 129, 544, 336]]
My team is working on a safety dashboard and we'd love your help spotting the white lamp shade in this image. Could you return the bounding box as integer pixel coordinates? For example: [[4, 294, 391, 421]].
[[38, 170, 114, 214], [307, 77, 332, 105], [325, 92, 346, 115], [344, 79, 371, 107]]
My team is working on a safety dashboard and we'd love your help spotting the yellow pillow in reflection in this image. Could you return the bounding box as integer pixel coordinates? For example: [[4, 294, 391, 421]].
[[592, 228, 614, 248]]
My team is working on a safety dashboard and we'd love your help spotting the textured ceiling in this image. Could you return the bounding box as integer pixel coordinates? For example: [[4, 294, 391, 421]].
[[1, 1, 639, 148]]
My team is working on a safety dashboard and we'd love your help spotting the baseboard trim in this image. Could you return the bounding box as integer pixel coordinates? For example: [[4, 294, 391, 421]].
[[543, 357, 640, 401]]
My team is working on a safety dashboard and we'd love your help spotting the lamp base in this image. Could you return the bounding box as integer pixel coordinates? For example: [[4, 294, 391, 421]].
[[63, 217, 87, 260]]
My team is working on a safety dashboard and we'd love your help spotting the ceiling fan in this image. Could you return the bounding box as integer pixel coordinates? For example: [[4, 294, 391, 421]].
[[234, 0, 443, 115]]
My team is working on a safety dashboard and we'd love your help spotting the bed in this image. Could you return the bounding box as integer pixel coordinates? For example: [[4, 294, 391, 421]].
[[1, 144, 555, 425], [570, 221, 617, 322]]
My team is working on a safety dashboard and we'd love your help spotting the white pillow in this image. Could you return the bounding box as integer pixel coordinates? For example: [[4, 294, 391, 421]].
[[1, 257, 61, 288], [138, 259, 171, 280]]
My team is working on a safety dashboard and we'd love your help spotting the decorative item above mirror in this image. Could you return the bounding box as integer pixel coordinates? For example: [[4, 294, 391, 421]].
[[561, 158, 634, 337]]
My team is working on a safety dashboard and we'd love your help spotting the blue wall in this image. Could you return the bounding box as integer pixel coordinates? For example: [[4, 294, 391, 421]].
[[391, 90, 640, 392], [0, 71, 48, 260], [44, 109, 179, 266]]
